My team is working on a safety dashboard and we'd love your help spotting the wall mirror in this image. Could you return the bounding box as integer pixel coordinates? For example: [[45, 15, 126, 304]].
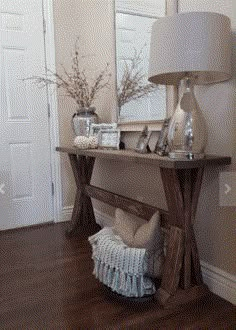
[[115, 0, 168, 129]]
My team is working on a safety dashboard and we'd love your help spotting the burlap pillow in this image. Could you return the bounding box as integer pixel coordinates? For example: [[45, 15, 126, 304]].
[[114, 208, 162, 251]]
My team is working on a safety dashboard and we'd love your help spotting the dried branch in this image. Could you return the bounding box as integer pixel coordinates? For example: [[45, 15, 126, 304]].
[[117, 48, 157, 109], [25, 37, 111, 109]]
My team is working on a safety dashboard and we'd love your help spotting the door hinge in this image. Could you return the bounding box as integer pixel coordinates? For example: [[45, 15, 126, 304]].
[[47, 103, 51, 118], [51, 182, 54, 196]]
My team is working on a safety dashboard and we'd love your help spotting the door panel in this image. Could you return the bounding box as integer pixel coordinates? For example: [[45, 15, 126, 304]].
[[0, 0, 53, 230]]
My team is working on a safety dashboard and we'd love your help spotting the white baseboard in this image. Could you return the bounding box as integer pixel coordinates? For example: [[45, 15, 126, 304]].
[[60, 206, 236, 305], [60, 206, 114, 227], [60, 206, 74, 222], [201, 260, 236, 305]]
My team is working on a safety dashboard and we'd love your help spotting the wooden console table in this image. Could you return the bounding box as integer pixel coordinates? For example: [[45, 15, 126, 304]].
[[56, 147, 231, 306]]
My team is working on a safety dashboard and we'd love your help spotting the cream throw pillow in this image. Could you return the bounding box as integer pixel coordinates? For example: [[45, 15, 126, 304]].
[[114, 208, 162, 251]]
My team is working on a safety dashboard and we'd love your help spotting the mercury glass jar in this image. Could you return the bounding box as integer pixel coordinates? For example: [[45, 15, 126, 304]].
[[72, 107, 98, 137], [167, 78, 207, 159]]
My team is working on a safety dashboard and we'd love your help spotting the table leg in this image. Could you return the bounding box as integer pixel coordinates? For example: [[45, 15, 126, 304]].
[[66, 154, 99, 237], [158, 167, 205, 304]]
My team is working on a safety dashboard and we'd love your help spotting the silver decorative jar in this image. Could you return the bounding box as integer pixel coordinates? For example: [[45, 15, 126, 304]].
[[72, 107, 98, 137]]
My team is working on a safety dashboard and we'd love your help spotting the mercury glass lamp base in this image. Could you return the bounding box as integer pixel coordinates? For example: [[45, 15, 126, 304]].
[[168, 151, 205, 160], [167, 77, 208, 161]]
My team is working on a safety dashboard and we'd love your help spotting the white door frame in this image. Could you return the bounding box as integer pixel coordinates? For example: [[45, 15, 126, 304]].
[[43, 0, 62, 223]]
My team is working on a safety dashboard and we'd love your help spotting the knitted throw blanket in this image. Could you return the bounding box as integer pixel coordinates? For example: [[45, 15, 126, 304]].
[[88, 227, 156, 297]]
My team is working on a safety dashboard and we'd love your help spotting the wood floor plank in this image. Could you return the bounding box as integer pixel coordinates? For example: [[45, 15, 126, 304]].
[[0, 223, 235, 329]]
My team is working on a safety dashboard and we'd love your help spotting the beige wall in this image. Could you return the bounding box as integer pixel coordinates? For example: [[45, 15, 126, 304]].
[[53, 0, 117, 207], [178, 0, 236, 275], [53, 0, 236, 275]]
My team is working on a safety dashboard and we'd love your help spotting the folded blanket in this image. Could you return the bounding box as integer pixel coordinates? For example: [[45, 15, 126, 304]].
[[89, 227, 162, 297]]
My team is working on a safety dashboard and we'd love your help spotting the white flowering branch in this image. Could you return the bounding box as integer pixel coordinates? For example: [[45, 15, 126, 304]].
[[117, 48, 157, 110], [26, 38, 111, 109]]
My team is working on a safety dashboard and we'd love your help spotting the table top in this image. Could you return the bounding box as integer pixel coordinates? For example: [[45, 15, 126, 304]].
[[56, 147, 231, 169]]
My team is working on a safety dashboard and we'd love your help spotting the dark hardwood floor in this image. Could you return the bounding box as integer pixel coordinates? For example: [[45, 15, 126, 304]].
[[0, 222, 235, 329]]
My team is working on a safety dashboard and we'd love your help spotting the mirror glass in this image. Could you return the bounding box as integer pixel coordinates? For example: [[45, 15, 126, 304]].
[[115, 0, 167, 124]]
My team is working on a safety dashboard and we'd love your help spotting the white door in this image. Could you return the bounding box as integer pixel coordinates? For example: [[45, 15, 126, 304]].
[[0, 0, 53, 230]]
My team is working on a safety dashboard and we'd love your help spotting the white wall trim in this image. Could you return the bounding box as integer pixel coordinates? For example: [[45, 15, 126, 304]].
[[60, 207, 236, 304], [60, 206, 73, 222], [201, 260, 236, 305], [60, 206, 114, 227], [43, 0, 62, 223]]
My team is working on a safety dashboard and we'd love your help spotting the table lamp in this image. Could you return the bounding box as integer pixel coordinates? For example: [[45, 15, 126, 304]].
[[148, 12, 232, 159]]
